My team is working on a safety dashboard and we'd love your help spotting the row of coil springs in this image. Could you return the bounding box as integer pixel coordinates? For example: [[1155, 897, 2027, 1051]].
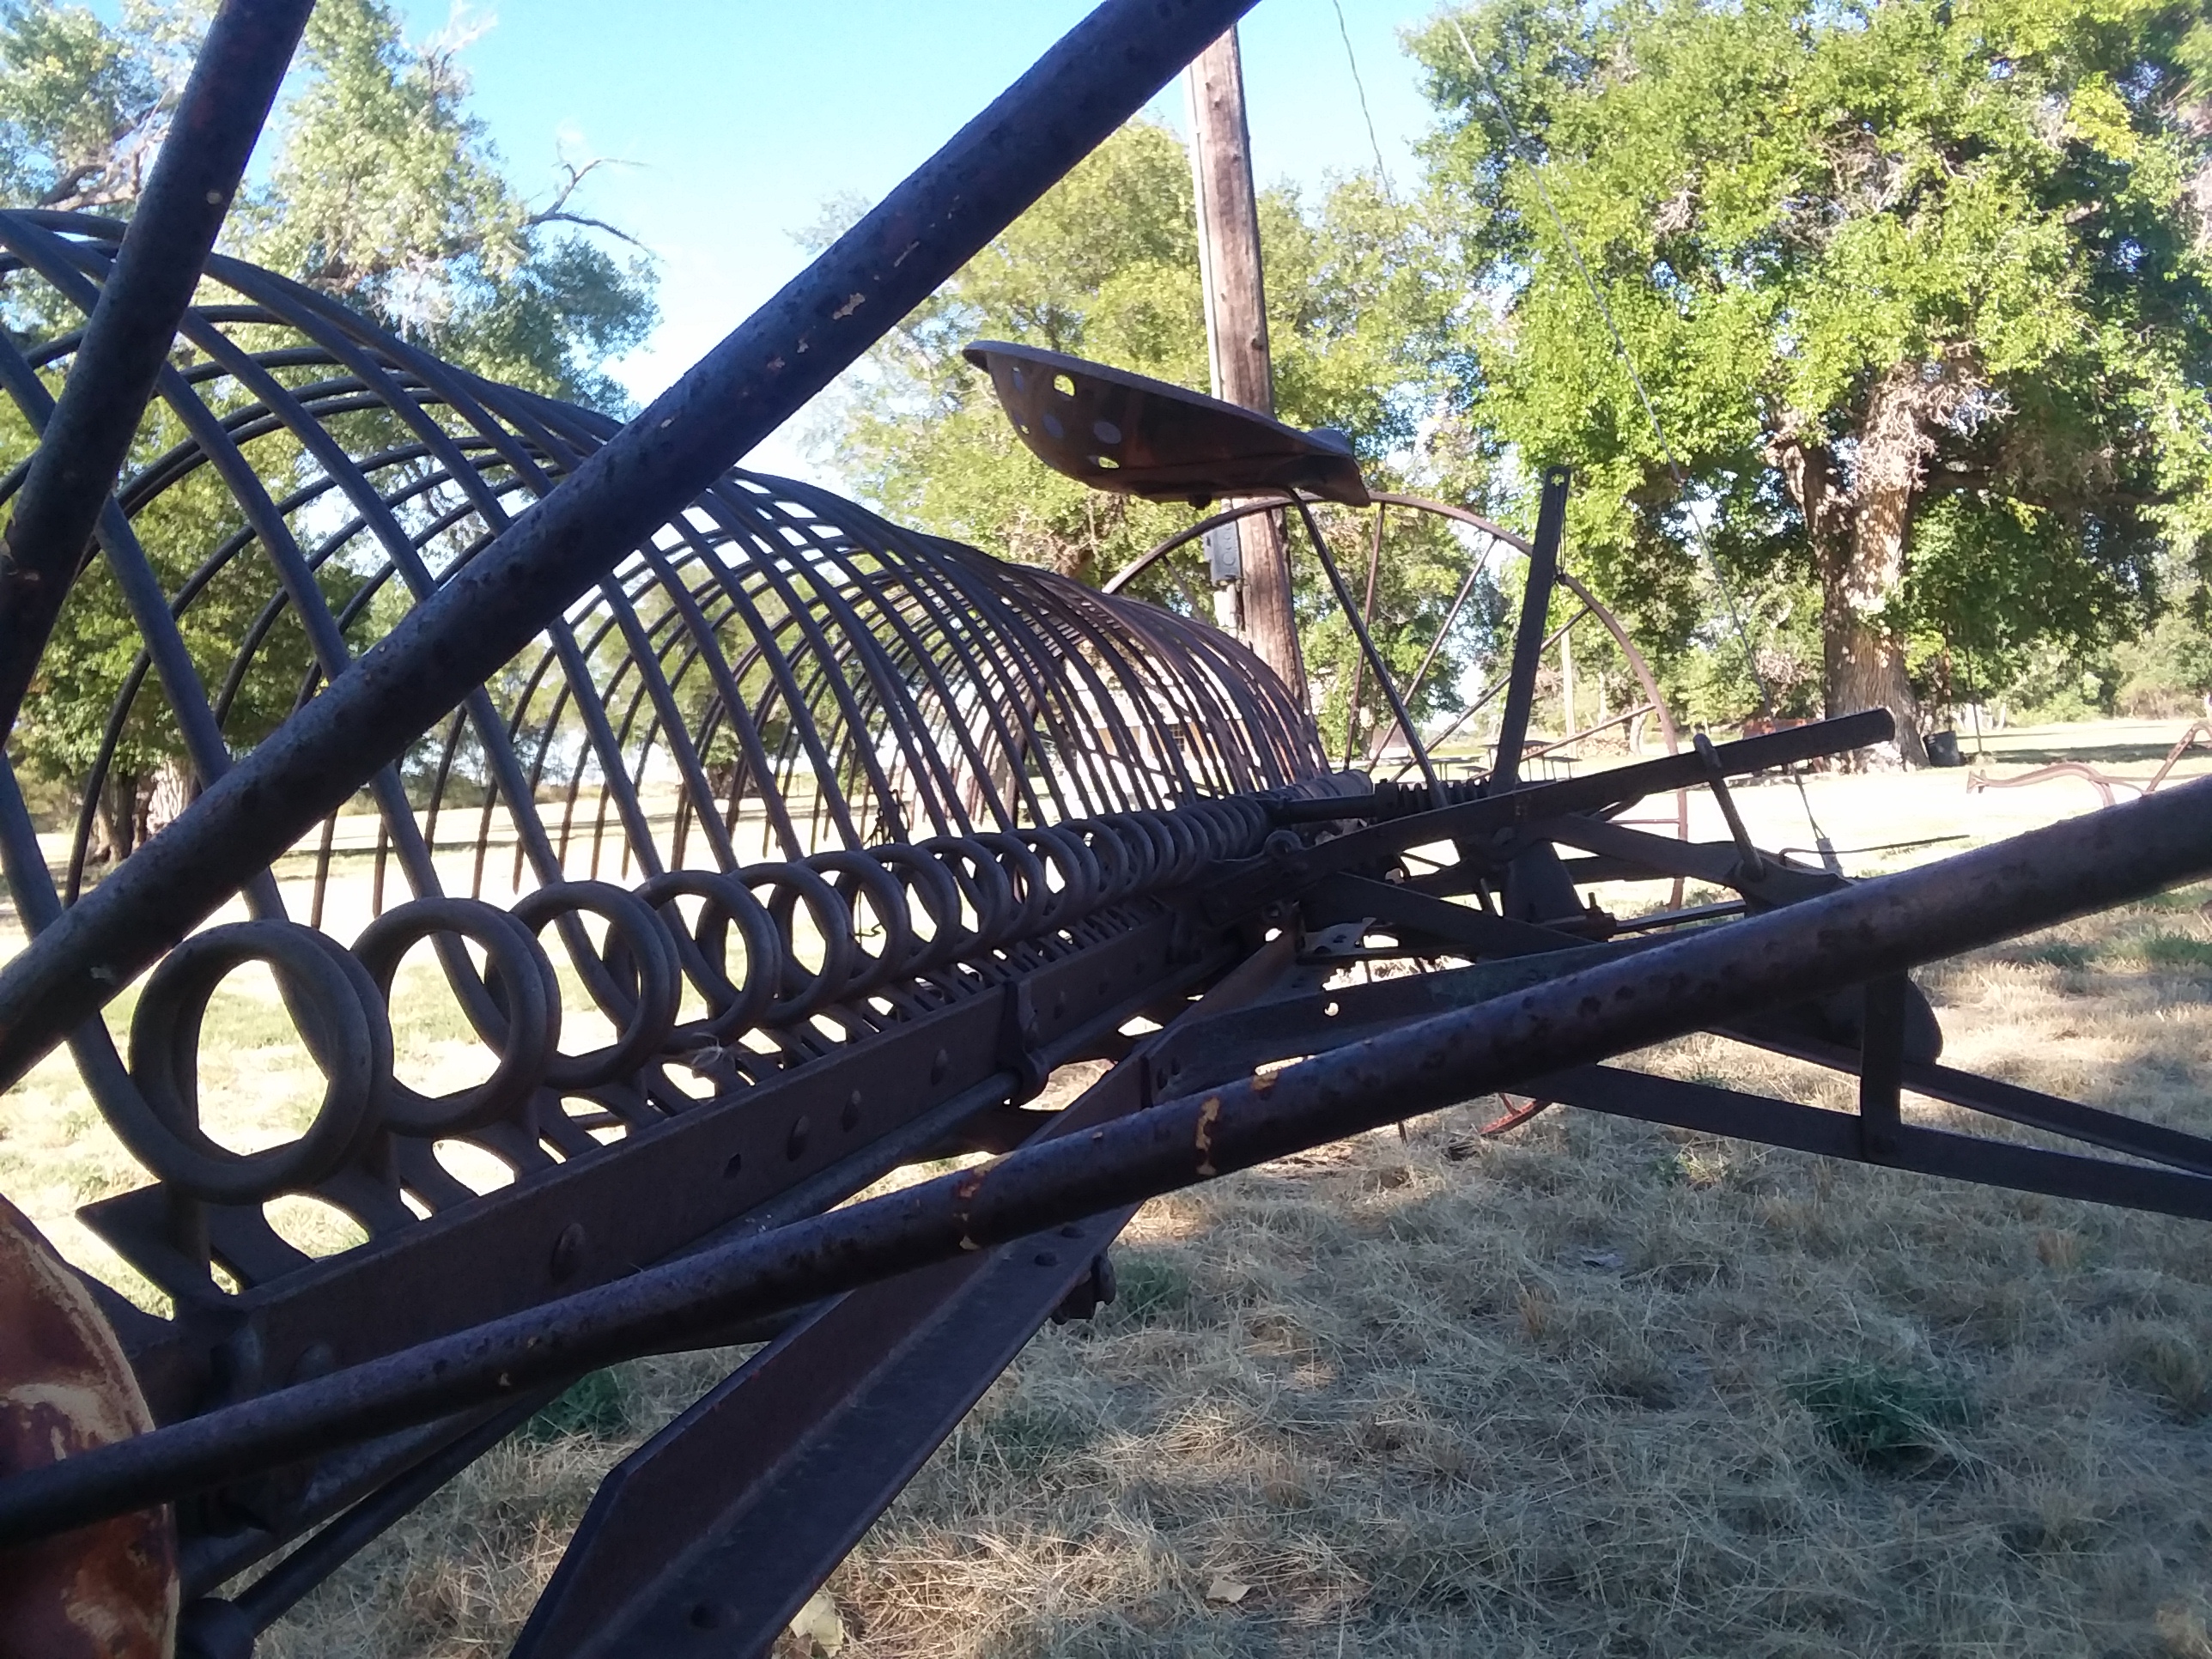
[[93, 799, 1276, 1208]]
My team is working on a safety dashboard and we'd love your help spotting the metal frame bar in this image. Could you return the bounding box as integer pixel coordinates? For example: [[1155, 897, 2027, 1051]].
[[0, 8, 2207, 1644], [1489, 465, 1571, 791]]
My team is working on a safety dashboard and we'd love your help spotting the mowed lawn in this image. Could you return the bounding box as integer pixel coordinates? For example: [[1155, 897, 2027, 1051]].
[[0, 720, 2207, 1655]]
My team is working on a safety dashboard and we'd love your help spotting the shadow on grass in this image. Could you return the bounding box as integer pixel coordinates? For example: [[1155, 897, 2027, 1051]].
[[522, 1369, 632, 1445], [1974, 743, 2210, 767]]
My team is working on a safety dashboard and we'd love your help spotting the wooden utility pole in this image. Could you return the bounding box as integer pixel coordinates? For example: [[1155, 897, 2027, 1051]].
[[1185, 26, 1307, 706]]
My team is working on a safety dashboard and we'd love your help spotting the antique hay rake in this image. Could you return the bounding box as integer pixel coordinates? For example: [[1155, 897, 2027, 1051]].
[[0, 3, 2208, 1656]]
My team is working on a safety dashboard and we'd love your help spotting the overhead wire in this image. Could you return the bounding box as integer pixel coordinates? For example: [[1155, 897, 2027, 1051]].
[[1443, 15, 1842, 872], [1332, 0, 1396, 198], [1329, 0, 1419, 776]]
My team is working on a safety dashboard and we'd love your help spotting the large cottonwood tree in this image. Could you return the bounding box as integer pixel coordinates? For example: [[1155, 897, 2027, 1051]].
[[1412, 0, 2212, 760]]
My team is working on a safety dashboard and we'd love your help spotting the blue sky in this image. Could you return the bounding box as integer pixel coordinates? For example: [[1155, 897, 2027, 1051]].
[[383, 1, 1452, 473]]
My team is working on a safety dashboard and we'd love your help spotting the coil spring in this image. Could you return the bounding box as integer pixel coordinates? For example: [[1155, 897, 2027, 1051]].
[[91, 799, 1272, 1206]]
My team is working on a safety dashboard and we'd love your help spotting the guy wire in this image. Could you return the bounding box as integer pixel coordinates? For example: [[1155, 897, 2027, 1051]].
[[1333, 0, 1397, 198]]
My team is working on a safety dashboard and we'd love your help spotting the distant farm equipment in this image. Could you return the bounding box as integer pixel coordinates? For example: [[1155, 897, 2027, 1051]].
[[1967, 721, 2212, 808]]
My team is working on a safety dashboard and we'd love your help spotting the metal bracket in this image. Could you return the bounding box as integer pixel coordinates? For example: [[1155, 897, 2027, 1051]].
[[998, 978, 1049, 1104], [1693, 730, 1769, 884], [1050, 1252, 1118, 1324]]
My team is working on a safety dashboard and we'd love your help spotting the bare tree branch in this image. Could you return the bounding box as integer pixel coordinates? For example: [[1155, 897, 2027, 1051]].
[[524, 154, 648, 248], [526, 208, 647, 251]]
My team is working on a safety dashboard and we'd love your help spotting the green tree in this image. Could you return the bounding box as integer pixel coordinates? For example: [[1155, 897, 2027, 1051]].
[[2115, 585, 2212, 716], [0, 0, 194, 213], [1411, 0, 2212, 761], [0, 0, 656, 851], [817, 125, 1207, 587], [241, 0, 655, 406], [820, 120, 1490, 753]]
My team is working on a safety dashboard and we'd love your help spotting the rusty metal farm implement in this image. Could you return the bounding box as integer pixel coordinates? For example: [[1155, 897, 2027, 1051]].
[[0, 2, 2208, 1654]]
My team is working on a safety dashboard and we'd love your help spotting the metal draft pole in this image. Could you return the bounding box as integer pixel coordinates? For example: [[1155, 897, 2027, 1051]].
[[1186, 25, 1307, 706]]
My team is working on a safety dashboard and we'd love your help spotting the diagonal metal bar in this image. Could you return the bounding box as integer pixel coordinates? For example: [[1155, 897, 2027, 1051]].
[[1341, 501, 1383, 767], [510, 934, 1301, 1658], [1490, 465, 1570, 790], [1234, 709, 1890, 920], [0, 0, 1262, 1094], [1517, 1063, 2212, 1221], [222, 1388, 556, 1635], [1720, 1026, 2212, 1182], [1, 778, 2206, 1547], [1286, 494, 1443, 804], [0, 0, 315, 738]]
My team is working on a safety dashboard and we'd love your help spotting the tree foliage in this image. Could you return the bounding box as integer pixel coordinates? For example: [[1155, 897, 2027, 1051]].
[[243, 0, 655, 406], [1410, 0, 2212, 758], [0, 0, 656, 848], [821, 5, 2209, 762], [0, 0, 191, 212]]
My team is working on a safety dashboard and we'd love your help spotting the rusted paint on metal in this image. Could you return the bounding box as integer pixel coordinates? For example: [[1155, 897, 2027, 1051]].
[[0, 1194, 174, 1658], [953, 1168, 992, 1252], [1194, 1096, 1223, 1176]]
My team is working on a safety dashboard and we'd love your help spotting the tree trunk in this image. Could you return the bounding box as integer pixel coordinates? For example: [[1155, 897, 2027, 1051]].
[[1830, 363, 1931, 765], [1559, 620, 1575, 739], [1820, 561, 1924, 767], [88, 769, 140, 866], [143, 757, 196, 840], [1771, 354, 1975, 769]]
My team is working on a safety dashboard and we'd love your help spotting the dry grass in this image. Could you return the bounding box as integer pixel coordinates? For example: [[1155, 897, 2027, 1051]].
[[803, 904, 2212, 1658]]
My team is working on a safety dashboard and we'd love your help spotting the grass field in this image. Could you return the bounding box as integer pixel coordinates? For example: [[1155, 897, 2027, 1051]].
[[4, 717, 2210, 1655]]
